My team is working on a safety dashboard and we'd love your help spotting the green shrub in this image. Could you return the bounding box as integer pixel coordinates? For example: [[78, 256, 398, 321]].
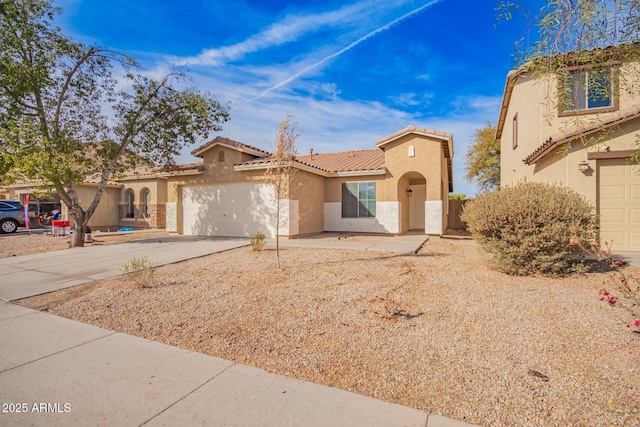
[[461, 182, 599, 276], [449, 193, 467, 200], [121, 256, 156, 288], [250, 232, 266, 251]]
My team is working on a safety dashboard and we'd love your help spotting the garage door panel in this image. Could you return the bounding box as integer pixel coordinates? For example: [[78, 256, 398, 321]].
[[600, 186, 625, 200], [600, 208, 626, 222], [182, 183, 276, 238], [599, 159, 640, 250]]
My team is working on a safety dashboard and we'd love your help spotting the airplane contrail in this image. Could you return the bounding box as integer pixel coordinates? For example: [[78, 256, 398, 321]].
[[241, 0, 444, 106]]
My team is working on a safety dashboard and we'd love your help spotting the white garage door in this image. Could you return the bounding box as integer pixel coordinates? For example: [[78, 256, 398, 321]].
[[599, 159, 640, 251], [182, 183, 276, 237]]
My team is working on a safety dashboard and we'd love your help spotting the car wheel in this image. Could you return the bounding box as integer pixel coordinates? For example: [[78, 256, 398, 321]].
[[0, 219, 18, 234]]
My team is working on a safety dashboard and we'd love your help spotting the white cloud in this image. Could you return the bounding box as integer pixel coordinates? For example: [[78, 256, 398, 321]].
[[390, 92, 434, 106], [175, 0, 411, 67]]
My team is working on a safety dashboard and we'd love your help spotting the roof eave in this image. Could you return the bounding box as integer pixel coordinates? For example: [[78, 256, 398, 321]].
[[233, 161, 331, 177], [524, 109, 640, 165], [496, 67, 528, 141], [192, 142, 269, 159], [334, 169, 386, 177]]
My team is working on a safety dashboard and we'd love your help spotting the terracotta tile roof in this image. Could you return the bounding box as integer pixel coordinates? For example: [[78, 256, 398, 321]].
[[296, 149, 385, 173], [523, 105, 640, 165], [235, 149, 385, 174], [191, 136, 270, 158]]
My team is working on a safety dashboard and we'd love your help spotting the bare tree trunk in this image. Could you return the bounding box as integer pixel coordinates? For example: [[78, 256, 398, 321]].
[[68, 205, 87, 247], [276, 197, 280, 269]]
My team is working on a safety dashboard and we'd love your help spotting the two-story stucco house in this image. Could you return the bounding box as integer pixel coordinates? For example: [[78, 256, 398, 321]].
[[497, 48, 640, 251]]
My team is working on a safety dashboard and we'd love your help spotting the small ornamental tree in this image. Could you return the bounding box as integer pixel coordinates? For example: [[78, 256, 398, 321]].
[[461, 182, 599, 276], [464, 122, 500, 193], [0, 0, 229, 246], [265, 113, 299, 269]]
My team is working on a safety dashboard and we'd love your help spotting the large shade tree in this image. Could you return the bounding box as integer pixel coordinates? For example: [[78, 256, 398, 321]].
[[0, 0, 229, 246]]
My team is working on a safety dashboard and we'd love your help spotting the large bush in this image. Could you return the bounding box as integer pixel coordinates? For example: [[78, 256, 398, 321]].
[[461, 182, 599, 276]]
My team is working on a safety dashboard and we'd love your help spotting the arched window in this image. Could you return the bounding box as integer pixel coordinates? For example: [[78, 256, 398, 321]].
[[125, 189, 135, 218], [141, 188, 151, 217], [218, 150, 225, 162]]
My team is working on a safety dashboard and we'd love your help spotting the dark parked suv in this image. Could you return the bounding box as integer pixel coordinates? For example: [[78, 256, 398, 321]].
[[0, 200, 25, 233]]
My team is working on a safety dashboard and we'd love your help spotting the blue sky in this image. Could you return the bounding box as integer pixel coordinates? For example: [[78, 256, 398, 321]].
[[54, 0, 545, 197]]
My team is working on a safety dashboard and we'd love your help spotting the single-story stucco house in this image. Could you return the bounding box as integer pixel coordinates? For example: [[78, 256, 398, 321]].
[[2, 125, 454, 237], [497, 46, 640, 250]]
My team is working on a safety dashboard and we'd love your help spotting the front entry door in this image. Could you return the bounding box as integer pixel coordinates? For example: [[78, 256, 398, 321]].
[[409, 185, 426, 230]]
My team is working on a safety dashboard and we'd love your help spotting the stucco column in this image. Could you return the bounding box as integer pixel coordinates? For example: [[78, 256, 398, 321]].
[[425, 200, 443, 235]]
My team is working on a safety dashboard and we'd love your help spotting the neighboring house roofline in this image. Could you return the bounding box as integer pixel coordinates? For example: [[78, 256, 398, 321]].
[[496, 67, 527, 140], [191, 136, 270, 158], [523, 105, 640, 165], [2, 181, 123, 190]]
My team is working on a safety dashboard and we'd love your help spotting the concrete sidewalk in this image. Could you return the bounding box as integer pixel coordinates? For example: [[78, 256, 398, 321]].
[[0, 236, 249, 301], [0, 302, 475, 427]]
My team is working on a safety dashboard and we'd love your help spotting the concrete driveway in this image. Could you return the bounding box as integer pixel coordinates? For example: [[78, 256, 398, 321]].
[[613, 250, 640, 268], [0, 236, 249, 301]]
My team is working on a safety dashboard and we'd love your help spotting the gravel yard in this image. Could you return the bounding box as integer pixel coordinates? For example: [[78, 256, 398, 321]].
[[15, 237, 640, 426], [0, 230, 170, 259]]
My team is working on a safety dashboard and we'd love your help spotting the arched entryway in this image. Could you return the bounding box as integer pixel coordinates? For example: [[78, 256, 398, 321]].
[[397, 172, 427, 233]]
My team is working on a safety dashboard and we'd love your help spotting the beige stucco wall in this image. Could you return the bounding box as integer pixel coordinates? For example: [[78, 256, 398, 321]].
[[290, 169, 325, 235], [500, 63, 640, 206], [119, 178, 168, 228], [381, 134, 444, 203], [72, 185, 121, 228]]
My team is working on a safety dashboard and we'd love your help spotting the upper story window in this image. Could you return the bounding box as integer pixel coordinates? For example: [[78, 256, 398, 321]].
[[341, 182, 376, 218], [560, 66, 616, 115]]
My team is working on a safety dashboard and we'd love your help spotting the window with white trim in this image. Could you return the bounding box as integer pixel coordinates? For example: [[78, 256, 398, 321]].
[[341, 182, 376, 218], [561, 66, 614, 112]]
